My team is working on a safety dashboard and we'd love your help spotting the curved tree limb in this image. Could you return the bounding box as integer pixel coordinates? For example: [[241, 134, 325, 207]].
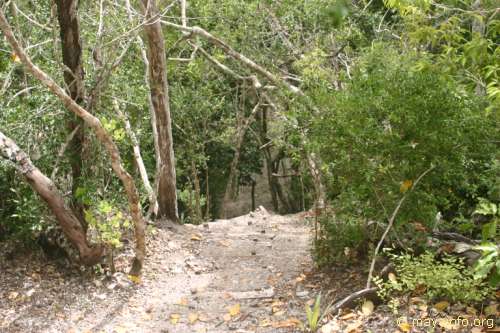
[[366, 165, 436, 288], [160, 20, 303, 95], [0, 130, 103, 265]]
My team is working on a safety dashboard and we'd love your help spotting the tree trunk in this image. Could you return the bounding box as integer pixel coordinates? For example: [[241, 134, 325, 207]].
[[124, 0, 160, 219], [191, 161, 202, 223], [0, 131, 103, 265], [114, 99, 158, 218], [0, 11, 146, 276], [55, 0, 87, 228], [140, 0, 178, 222], [221, 101, 261, 218]]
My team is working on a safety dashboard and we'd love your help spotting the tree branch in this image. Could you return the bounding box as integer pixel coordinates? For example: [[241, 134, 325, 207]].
[[161, 20, 302, 95], [366, 165, 436, 288]]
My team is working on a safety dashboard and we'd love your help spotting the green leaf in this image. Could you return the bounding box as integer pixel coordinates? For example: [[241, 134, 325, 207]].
[[481, 220, 498, 241]]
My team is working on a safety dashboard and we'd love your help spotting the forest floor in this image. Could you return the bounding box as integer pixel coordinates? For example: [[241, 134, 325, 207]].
[[1, 208, 497, 333]]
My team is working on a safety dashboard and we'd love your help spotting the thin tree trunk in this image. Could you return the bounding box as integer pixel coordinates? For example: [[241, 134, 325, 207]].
[[124, 0, 160, 218], [0, 131, 103, 265], [472, 0, 486, 96], [204, 167, 210, 219], [0, 12, 146, 276], [140, 0, 178, 222], [55, 0, 87, 228], [191, 161, 202, 223], [221, 101, 261, 218], [114, 99, 157, 217]]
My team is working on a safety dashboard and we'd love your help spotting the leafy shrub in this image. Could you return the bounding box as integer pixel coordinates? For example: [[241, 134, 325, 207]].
[[471, 198, 500, 285], [311, 45, 498, 263], [374, 251, 493, 303], [85, 201, 131, 249], [314, 213, 371, 266]]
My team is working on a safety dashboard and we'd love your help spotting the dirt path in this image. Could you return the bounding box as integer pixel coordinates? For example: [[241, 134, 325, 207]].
[[1, 208, 314, 333]]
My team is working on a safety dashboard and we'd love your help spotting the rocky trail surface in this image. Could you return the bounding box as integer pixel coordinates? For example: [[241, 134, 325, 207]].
[[1, 208, 317, 333]]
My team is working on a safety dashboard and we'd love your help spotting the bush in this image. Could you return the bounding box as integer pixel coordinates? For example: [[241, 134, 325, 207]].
[[374, 251, 493, 303], [314, 213, 371, 266], [311, 45, 498, 263]]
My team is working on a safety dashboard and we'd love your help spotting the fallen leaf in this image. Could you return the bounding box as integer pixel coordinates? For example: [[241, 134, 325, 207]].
[[361, 300, 374, 316], [273, 310, 285, 316], [259, 319, 272, 327], [188, 312, 198, 324], [295, 274, 306, 283], [128, 275, 141, 284], [398, 322, 411, 332], [11, 53, 21, 63], [345, 320, 362, 332], [340, 312, 356, 320], [272, 317, 301, 328], [8, 292, 19, 300], [228, 303, 240, 317], [113, 326, 127, 333], [141, 312, 153, 321], [388, 272, 397, 282], [400, 179, 413, 193], [170, 313, 180, 324], [177, 297, 189, 306], [191, 234, 202, 241], [434, 301, 450, 312]]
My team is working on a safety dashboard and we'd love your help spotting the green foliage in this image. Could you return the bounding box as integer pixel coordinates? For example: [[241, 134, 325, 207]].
[[305, 294, 322, 332], [473, 243, 500, 286], [385, 0, 500, 112], [314, 213, 371, 266], [471, 198, 500, 285], [85, 201, 131, 249], [311, 46, 497, 262], [374, 251, 493, 303]]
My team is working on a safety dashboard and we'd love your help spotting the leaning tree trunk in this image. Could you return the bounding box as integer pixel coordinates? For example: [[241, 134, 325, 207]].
[[0, 11, 146, 276], [55, 0, 87, 228], [0, 131, 103, 265], [140, 0, 178, 222]]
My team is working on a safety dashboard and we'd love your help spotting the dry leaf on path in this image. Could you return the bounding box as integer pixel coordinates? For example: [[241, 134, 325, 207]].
[[398, 322, 411, 332], [113, 326, 128, 333], [340, 312, 357, 320], [272, 317, 301, 328], [127, 275, 141, 284], [177, 297, 189, 306], [188, 312, 198, 324], [191, 234, 202, 241], [361, 300, 374, 316], [228, 303, 240, 317], [434, 301, 450, 312], [170, 313, 180, 324]]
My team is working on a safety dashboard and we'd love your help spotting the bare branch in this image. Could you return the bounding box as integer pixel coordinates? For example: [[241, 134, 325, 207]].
[[366, 165, 436, 288]]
